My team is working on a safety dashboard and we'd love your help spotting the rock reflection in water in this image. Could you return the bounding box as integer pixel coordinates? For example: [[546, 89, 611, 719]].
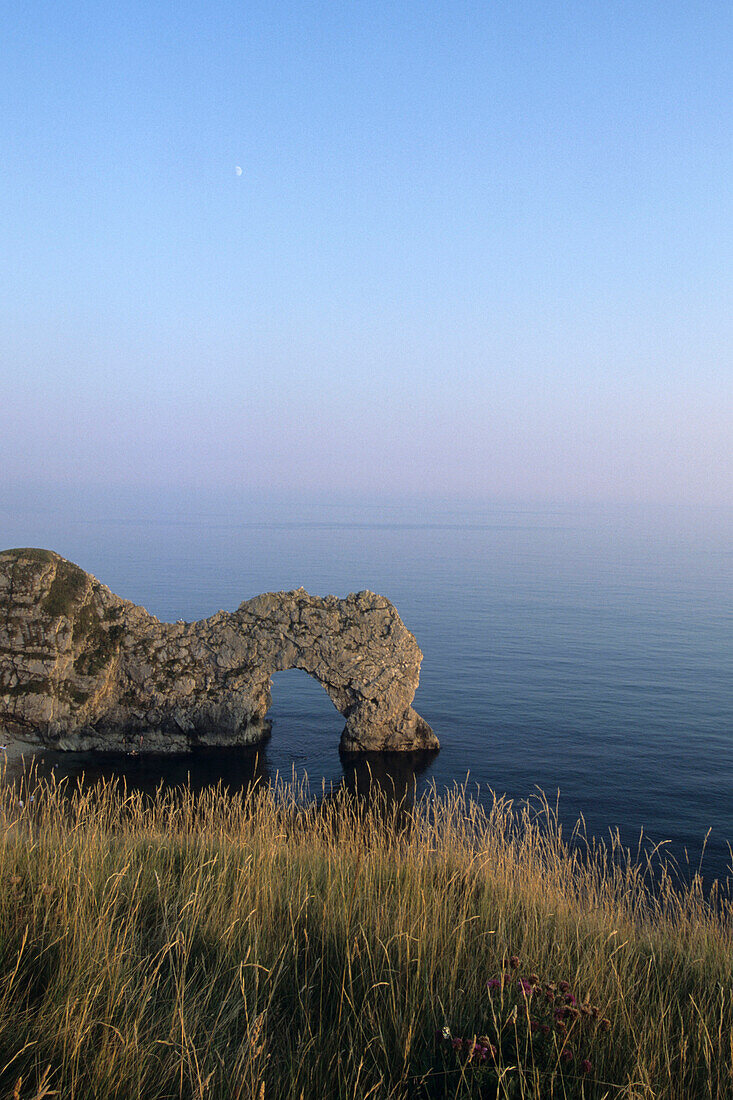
[[340, 750, 438, 809], [3, 745, 270, 800], [3, 742, 438, 815]]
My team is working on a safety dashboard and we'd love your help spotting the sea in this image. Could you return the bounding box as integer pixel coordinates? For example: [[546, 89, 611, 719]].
[[1, 492, 731, 884]]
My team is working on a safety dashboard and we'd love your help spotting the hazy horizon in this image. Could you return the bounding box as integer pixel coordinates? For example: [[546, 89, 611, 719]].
[[3, 1, 732, 507]]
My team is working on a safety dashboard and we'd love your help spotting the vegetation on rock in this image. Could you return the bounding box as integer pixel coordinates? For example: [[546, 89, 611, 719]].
[[41, 558, 88, 619]]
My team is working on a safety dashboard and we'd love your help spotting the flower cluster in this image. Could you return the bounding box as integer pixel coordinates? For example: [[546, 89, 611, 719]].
[[438, 955, 612, 1090], [445, 1035, 496, 1064]]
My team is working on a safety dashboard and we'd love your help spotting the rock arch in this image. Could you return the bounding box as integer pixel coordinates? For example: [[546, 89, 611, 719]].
[[0, 549, 438, 754]]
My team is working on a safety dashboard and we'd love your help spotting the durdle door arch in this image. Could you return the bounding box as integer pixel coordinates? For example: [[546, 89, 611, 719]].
[[0, 549, 438, 755]]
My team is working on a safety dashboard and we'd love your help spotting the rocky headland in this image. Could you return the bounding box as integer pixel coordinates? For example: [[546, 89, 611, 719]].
[[0, 548, 438, 754]]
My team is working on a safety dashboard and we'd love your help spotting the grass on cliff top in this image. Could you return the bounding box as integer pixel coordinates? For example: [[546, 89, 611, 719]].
[[0, 771, 731, 1100], [0, 548, 60, 564], [41, 559, 88, 619], [0, 548, 87, 620]]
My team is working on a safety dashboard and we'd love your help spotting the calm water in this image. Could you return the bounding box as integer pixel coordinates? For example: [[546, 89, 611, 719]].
[[1, 493, 731, 882]]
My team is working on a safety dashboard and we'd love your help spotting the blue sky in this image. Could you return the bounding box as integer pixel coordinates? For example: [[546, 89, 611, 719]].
[[2, 1, 731, 505]]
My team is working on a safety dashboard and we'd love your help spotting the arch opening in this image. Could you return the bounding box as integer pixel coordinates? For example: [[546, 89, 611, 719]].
[[266, 668, 345, 759]]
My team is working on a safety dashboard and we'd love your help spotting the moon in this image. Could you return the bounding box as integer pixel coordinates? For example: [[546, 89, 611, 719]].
[[235, 166, 242, 176]]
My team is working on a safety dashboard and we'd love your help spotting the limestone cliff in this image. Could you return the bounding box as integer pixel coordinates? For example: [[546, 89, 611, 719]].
[[0, 548, 438, 754]]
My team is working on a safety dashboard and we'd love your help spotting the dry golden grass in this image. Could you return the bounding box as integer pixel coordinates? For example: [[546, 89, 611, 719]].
[[0, 767, 731, 1099]]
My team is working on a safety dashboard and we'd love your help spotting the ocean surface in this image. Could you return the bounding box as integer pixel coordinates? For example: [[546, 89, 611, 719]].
[[1, 493, 731, 883]]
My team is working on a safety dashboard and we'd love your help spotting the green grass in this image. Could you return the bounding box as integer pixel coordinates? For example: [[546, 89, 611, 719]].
[[40, 558, 88, 619], [0, 771, 731, 1099], [0, 549, 59, 566]]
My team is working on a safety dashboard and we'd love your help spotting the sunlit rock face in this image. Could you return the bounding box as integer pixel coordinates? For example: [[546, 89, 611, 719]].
[[0, 549, 438, 754]]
